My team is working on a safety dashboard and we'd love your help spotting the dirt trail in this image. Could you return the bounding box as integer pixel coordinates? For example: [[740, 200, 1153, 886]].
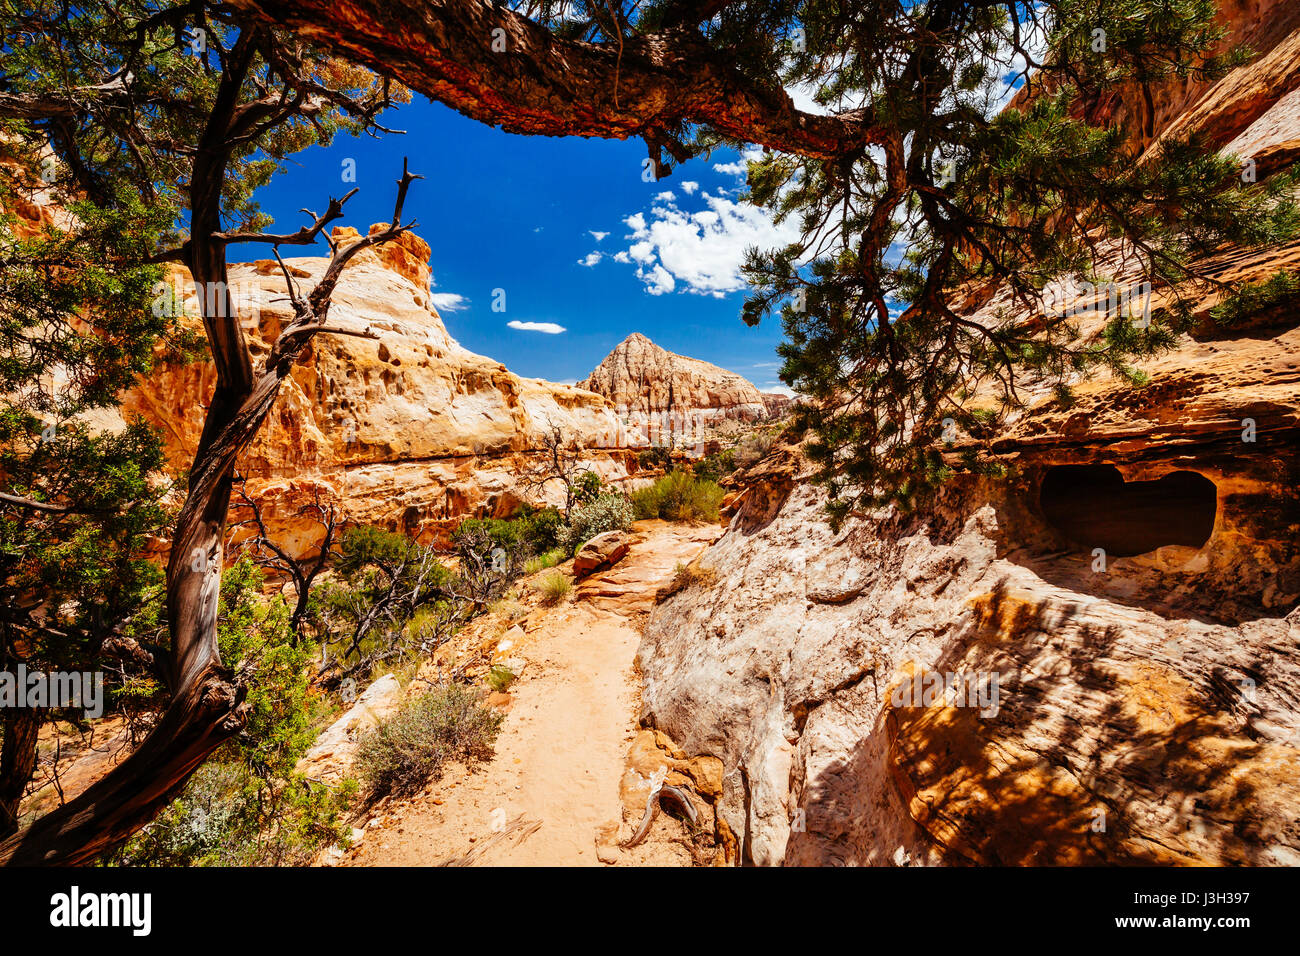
[[345, 520, 720, 867]]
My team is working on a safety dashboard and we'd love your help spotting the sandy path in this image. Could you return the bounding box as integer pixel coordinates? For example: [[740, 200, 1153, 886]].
[[345, 520, 720, 867]]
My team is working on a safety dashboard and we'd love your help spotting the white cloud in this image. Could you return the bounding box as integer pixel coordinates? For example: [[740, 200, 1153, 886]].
[[645, 264, 676, 296], [654, 190, 675, 202], [578, 252, 602, 267], [429, 292, 468, 312], [763, 384, 796, 397], [589, 230, 609, 242], [600, 189, 802, 297], [680, 181, 699, 195], [507, 320, 567, 334], [713, 145, 766, 178]]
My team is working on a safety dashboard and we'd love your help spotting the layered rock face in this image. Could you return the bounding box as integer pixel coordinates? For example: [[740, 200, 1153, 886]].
[[759, 391, 794, 418], [636, 11, 1300, 865], [579, 333, 771, 445], [120, 225, 639, 556]]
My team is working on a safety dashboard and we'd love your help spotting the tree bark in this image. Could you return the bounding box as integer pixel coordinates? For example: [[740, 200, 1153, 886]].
[[228, 0, 882, 160], [0, 709, 40, 839]]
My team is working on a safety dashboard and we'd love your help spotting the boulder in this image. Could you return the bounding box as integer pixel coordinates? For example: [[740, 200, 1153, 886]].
[[573, 530, 631, 577], [297, 673, 402, 782]]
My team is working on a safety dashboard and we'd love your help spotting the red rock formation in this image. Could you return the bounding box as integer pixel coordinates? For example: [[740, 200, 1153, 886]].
[[760, 391, 794, 418], [116, 226, 641, 557], [579, 333, 775, 446]]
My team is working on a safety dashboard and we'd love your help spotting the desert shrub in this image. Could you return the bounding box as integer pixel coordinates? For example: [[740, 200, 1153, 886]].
[[659, 560, 720, 602], [113, 762, 355, 867], [538, 570, 572, 605], [557, 492, 634, 551], [113, 560, 353, 866], [732, 430, 776, 470], [354, 683, 503, 798], [693, 447, 735, 484], [453, 516, 526, 555], [571, 470, 606, 506], [631, 471, 724, 522], [523, 548, 564, 574], [487, 665, 516, 693], [336, 524, 417, 574], [515, 505, 565, 552], [489, 594, 529, 624], [637, 445, 673, 471], [454, 505, 565, 562], [310, 527, 455, 684]]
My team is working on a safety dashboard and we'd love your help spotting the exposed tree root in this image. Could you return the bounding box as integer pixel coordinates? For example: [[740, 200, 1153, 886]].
[[624, 782, 698, 849]]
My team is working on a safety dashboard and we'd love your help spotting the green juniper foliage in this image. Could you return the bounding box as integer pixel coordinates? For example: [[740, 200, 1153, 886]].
[[0, 0, 406, 853], [0, 147, 177, 836], [112, 559, 354, 866], [0, 156, 177, 659], [736, 1, 1298, 522], [526, 0, 1297, 523]]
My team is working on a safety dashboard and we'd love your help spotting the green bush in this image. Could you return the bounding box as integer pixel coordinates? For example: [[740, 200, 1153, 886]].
[[354, 683, 503, 798], [557, 493, 634, 551], [312, 528, 453, 682], [631, 471, 725, 522], [453, 505, 564, 557], [637, 445, 673, 471], [113, 763, 355, 867], [214, 558, 323, 775], [113, 559, 354, 866], [693, 448, 735, 484], [571, 470, 605, 506], [517, 505, 565, 552], [337, 524, 417, 574]]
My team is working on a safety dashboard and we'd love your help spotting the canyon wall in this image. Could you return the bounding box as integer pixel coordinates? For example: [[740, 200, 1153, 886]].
[[636, 7, 1300, 865], [121, 226, 642, 555]]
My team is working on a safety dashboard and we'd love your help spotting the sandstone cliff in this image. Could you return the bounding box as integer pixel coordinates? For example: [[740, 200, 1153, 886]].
[[120, 225, 641, 556], [579, 333, 771, 444], [759, 392, 794, 418], [635, 6, 1300, 865]]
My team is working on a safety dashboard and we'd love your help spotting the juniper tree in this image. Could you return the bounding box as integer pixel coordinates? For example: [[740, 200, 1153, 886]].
[[0, 164, 175, 837], [234, 0, 1299, 523], [0, 0, 416, 863]]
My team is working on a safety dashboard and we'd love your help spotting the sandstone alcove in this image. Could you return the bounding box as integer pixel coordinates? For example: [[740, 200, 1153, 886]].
[[1038, 465, 1217, 557]]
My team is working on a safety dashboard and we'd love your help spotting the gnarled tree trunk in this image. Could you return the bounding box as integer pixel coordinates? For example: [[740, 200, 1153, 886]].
[[0, 708, 41, 839], [0, 15, 418, 862]]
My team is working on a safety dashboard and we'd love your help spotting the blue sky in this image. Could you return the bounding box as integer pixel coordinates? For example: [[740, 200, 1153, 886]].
[[237, 98, 795, 393]]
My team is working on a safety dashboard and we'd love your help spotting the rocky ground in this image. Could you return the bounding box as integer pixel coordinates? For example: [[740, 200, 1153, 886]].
[[326, 519, 722, 867]]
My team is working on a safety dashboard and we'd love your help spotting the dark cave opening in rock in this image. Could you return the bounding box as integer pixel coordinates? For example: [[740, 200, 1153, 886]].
[[1038, 465, 1218, 557]]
